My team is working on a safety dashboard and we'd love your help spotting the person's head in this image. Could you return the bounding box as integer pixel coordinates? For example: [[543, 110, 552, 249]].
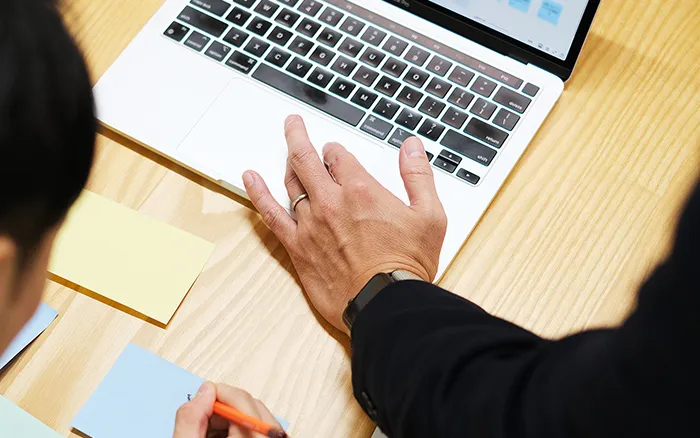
[[0, 0, 95, 355]]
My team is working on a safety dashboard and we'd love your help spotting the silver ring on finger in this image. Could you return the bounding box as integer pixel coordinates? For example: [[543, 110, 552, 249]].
[[291, 193, 309, 212]]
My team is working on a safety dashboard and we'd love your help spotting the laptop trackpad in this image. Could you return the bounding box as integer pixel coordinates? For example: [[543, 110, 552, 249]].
[[177, 77, 387, 208]]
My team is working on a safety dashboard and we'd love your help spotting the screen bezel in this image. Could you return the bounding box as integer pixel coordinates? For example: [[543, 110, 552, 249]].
[[381, 0, 601, 81]]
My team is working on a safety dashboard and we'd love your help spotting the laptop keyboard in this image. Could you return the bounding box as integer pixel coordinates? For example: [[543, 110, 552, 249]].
[[165, 0, 541, 186]]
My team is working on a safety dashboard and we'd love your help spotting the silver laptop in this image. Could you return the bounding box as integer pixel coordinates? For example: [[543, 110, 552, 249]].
[[94, 0, 599, 277]]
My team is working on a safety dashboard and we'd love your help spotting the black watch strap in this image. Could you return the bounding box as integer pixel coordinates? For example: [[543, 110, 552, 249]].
[[342, 273, 395, 331]]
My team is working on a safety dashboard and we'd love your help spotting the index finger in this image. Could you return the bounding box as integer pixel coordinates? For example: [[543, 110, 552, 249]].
[[284, 115, 333, 197]]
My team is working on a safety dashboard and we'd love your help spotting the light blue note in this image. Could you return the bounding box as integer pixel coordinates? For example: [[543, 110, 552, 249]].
[[508, 0, 531, 13], [538, 0, 564, 25], [72, 344, 288, 438], [0, 302, 57, 370], [0, 396, 62, 438]]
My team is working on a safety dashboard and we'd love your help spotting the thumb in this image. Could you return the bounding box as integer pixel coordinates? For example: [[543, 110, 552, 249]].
[[173, 382, 216, 438], [399, 137, 439, 210]]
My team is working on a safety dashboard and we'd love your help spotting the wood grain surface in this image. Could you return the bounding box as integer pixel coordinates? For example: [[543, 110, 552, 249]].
[[1, 1, 698, 437]]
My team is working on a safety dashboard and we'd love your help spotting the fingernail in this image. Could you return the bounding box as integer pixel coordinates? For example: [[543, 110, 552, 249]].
[[242, 171, 255, 188], [196, 382, 210, 397], [404, 137, 425, 158], [284, 115, 299, 128]]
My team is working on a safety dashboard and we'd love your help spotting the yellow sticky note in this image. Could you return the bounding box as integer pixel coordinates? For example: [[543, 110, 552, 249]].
[[49, 191, 215, 324]]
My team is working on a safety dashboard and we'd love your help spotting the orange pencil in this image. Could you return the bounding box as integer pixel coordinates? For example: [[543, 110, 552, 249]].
[[187, 394, 287, 438]]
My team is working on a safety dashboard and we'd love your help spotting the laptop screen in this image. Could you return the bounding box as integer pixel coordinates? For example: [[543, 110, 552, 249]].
[[429, 0, 590, 61]]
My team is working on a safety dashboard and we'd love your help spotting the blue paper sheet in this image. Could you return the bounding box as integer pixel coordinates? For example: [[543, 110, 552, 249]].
[[73, 344, 288, 437], [0, 302, 57, 370]]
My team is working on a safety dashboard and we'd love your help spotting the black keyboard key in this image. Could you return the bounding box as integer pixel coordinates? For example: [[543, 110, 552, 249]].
[[278, 0, 299, 6], [308, 67, 334, 88], [426, 77, 451, 98], [232, 0, 255, 7], [319, 7, 343, 26], [381, 58, 407, 77], [339, 38, 363, 58], [361, 27, 387, 46], [456, 169, 480, 185], [523, 83, 540, 97], [223, 27, 250, 47], [289, 36, 313, 56], [375, 76, 401, 97], [318, 28, 342, 47], [426, 56, 452, 77], [268, 26, 293, 46], [417, 119, 445, 142], [418, 97, 446, 118], [243, 37, 270, 57], [470, 77, 498, 97], [361, 115, 393, 140], [178, 6, 228, 37], [404, 67, 429, 88], [388, 128, 412, 148], [255, 0, 279, 18], [448, 67, 475, 87], [275, 8, 301, 27], [205, 40, 233, 60], [440, 130, 497, 166], [310, 45, 334, 66], [470, 98, 497, 120], [433, 156, 457, 173], [299, 0, 322, 17], [383, 37, 408, 56], [351, 88, 378, 109], [247, 17, 272, 36], [226, 7, 251, 26], [225, 50, 257, 73], [439, 150, 462, 165], [253, 64, 366, 126], [404, 46, 430, 66], [441, 107, 468, 129], [426, 151, 434, 161], [493, 87, 532, 114], [373, 98, 399, 120], [331, 56, 357, 77], [329, 77, 356, 98], [191, 0, 231, 16], [396, 86, 423, 108], [297, 18, 321, 37], [184, 31, 211, 52], [493, 108, 520, 131], [360, 47, 385, 68], [340, 17, 365, 36], [465, 118, 508, 148], [353, 66, 379, 86], [265, 47, 291, 66], [447, 88, 474, 110], [164, 22, 190, 42], [396, 108, 422, 130], [286, 56, 313, 77]]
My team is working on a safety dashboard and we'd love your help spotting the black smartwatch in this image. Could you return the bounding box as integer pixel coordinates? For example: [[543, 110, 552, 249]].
[[342, 270, 423, 331]]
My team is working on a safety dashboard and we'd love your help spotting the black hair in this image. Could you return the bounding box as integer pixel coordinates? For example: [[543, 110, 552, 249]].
[[0, 0, 96, 268]]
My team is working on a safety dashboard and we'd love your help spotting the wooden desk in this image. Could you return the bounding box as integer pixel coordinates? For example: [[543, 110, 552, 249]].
[[1, 1, 698, 436]]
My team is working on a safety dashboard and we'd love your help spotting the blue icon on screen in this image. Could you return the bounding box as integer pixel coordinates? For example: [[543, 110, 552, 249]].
[[508, 0, 531, 13], [538, 0, 563, 25]]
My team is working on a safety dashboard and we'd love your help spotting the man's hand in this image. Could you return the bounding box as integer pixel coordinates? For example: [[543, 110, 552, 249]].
[[173, 382, 282, 438], [243, 115, 447, 335]]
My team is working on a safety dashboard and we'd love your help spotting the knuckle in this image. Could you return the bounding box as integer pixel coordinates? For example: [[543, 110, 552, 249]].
[[404, 162, 434, 179], [289, 146, 315, 168], [261, 208, 284, 232]]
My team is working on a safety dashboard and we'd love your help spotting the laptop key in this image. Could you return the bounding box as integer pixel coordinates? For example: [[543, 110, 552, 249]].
[[353, 66, 379, 87], [268, 26, 293, 46], [456, 169, 480, 185], [178, 6, 228, 38], [373, 98, 399, 120], [523, 83, 540, 97], [404, 46, 430, 66], [340, 17, 365, 36], [318, 28, 342, 47], [191, 0, 231, 16], [433, 157, 457, 173], [247, 17, 272, 36], [426, 77, 451, 98], [426, 151, 434, 161], [329, 78, 356, 99], [493, 108, 520, 131], [297, 18, 321, 37], [184, 31, 211, 52], [164, 22, 190, 42], [381, 58, 407, 78], [493, 87, 532, 114], [361, 27, 387, 46], [388, 127, 412, 148], [253, 64, 365, 126], [375, 76, 401, 97], [265, 47, 291, 67], [404, 67, 429, 88], [465, 118, 508, 148], [225, 50, 257, 73], [396, 109, 422, 130], [396, 86, 423, 108], [225, 7, 251, 26], [275, 9, 301, 27], [255, 0, 279, 17], [361, 115, 393, 140], [439, 150, 462, 165], [278, 0, 299, 6], [441, 107, 468, 129], [205, 40, 232, 60], [289, 36, 313, 56], [244, 37, 270, 57], [286, 57, 313, 77], [418, 97, 446, 118], [298, 0, 322, 17], [470, 98, 497, 120], [383, 37, 408, 56], [426, 56, 453, 77], [440, 130, 497, 166], [339, 38, 364, 58], [470, 77, 498, 97], [331, 56, 357, 77], [232, 0, 255, 7], [308, 67, 334, 88], [417, 119, 445, 142], [447, 88, 474, 110], [310, 45, 334, 66], [223, 27, 250, 47], [319, 7, 343, 26], [360, 48, 385, 68], [351, 88, 378, 109], [448, 67, 475, 87]]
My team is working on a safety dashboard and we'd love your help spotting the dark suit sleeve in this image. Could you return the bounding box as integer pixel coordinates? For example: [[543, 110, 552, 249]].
[[351, 183, 700, 438]]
